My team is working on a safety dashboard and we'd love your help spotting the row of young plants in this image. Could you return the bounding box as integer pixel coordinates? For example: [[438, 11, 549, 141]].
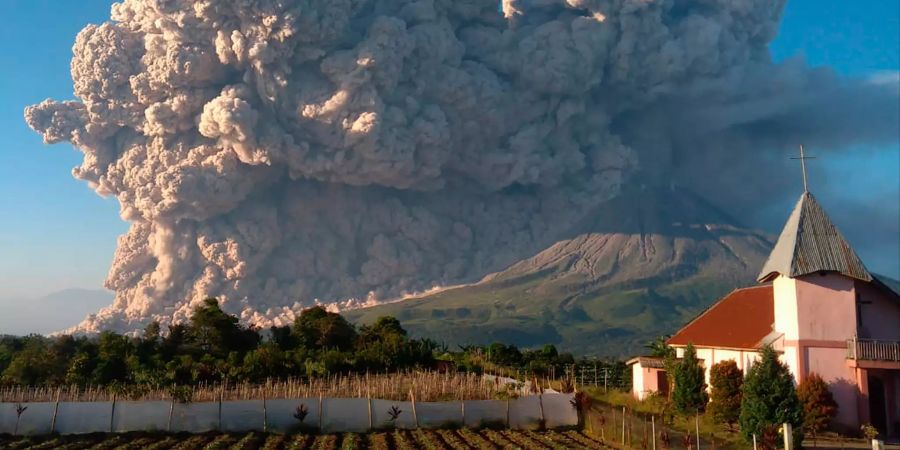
[[0, 428, 608, 449]]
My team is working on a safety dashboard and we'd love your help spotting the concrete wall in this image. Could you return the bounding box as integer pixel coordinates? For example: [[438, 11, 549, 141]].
[[0, 394, 577, 435]]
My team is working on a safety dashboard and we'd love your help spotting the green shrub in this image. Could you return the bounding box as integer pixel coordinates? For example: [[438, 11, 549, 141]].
[[739, 345, 803, 449], [671, 343, 707, 415]]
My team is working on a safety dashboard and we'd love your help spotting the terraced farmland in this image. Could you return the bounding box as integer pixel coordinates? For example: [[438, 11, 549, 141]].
[[0, 429, 609, 449]]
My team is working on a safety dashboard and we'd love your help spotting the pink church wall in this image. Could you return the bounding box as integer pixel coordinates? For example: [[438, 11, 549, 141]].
[[855, 281, 900, 341], [794, 274, 857, 341], [806, 346, 860, 428], [784, 274, 863, 429]]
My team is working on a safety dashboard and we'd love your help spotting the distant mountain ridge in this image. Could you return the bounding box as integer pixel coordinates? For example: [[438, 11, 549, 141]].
[[0, 289, 113, 336], [345, 186, 775, 357]]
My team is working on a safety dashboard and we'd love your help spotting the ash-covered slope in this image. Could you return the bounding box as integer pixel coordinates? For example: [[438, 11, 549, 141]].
[[346, 186, 773, 356]]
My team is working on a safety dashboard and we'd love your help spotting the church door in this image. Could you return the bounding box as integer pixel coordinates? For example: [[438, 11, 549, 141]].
[[869, 375, 888, 436]]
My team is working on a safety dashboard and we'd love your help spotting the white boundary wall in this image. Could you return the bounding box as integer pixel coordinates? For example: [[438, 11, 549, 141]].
[[0, 393, 577, 435]]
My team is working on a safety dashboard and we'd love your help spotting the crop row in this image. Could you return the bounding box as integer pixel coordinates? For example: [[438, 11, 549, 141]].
[[0, 429, 609, 449]]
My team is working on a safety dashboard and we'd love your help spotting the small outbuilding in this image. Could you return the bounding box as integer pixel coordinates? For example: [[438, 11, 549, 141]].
[[626, 356, 668, 401]]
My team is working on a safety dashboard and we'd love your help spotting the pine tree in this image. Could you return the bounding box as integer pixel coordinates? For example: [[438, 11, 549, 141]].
[[672, 343, 707, 415], [797, 372, 838, 437], [739, 345, 804, 449], [708, 360, 743, 430]]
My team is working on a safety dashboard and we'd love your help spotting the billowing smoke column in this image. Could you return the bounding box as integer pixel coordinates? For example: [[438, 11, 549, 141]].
[[26, 0, 899, 333]]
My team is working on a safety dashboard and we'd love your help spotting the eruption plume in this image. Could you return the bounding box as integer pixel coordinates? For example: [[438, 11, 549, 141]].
[[26, 0, 899, 333]]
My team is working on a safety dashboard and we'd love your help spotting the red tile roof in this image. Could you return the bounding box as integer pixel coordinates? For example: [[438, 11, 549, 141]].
[[667, 285, 774, 349]]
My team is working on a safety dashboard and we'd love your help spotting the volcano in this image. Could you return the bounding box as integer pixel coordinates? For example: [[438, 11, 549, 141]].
[[345, 185, 774, 357]]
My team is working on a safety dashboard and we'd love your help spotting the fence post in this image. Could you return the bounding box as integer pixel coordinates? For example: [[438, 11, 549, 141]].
[[262, 391, 268, 433], [696, 411, 701, 450], [622, 407, 626, 447], [50, 389, 61, 434], [109, 392, 117, 433], [651, 415, 656, 450], [167, 398, 175, 432], [752, 434, 757, 450], [506, 398, 511, 428], [460, 401, 465, 428], [367, 393, 373, 431], [410, 389, 419, 429], [782, 423, 793, 450], [217, 388, 223, 431], [538, 393, 545, 429], [318, 393, 324, 431], [872, 438, 885, 450]]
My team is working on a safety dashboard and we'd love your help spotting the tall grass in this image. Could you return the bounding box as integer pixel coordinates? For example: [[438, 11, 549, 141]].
[[0, 371, 527, 403]]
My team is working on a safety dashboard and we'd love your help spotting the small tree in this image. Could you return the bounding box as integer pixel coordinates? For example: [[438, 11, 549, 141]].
[[708, 360, 743, 430], [739, 345, 803, 449], [672, 343, 707, 415], [797, 373, 837, 440]]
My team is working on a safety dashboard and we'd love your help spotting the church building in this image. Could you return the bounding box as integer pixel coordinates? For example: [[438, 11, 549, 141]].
[[628, 189, 900, 437]]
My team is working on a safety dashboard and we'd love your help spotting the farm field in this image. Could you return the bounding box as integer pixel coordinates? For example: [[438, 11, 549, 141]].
[[0, 429, 610, 449]]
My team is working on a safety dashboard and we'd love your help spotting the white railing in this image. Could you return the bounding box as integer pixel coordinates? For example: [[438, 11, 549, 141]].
[[847, 338, 900, 362]]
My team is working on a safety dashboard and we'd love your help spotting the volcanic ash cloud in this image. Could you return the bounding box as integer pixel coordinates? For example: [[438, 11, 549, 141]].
[[25, 0, 899, 333]]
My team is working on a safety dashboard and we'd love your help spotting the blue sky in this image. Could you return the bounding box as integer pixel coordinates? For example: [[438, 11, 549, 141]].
[[0, 0, 897, 300]]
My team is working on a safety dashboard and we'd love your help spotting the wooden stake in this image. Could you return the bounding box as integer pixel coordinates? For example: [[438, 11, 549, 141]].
[[217, 388, 223, 431], [109, 392, 117, 433], [262, 391, 268, 433], [538, 393, 545, 429], [50, 389, 61, 434], [318, 393, 324, 431], [410, 389, 419, 428], [695, 412, 701, 450], [367, 389, 373, 430], [461, 401, 465, 428], [506, 398, 511, 428], [652, 415, 656, 450], [167, 398, 175, 432]]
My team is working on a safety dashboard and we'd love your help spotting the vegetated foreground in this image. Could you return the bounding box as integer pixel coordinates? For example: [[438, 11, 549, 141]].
[[0, 428, 608, 449]]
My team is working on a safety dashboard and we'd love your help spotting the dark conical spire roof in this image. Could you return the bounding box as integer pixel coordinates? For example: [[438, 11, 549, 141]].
[[758, 192, 872, 282]]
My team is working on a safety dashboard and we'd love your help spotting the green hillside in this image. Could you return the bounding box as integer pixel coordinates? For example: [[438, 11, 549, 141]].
[[346, 186, 774, 357], [345, 273, 741, 357]]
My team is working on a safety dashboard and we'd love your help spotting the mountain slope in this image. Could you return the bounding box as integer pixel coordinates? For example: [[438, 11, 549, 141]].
[[0, 289, 114, 336], [345, 186, 774, 357]]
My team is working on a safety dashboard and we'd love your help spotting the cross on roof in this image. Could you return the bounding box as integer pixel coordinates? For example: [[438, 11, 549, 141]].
[[791, 145, 816, 192]]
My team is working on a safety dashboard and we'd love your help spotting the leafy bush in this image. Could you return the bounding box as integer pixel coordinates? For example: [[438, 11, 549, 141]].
[[797, 372, 837, 436], [708, 360, 742, 430]]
